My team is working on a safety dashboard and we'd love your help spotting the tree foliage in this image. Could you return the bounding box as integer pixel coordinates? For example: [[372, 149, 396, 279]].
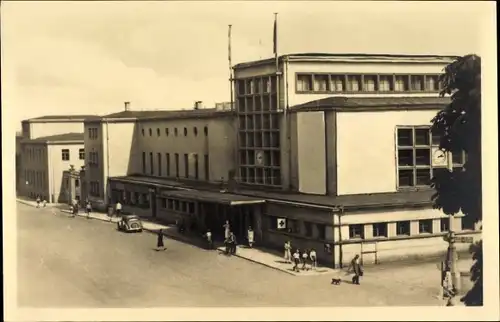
[[430, 54, 482, 306]]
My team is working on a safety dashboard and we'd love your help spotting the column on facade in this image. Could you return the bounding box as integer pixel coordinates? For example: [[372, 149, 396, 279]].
[[432, 219, 441, 234], [410, 221, 420, 235], [363, 223, 373, 240], [452, 216, 462, 232]]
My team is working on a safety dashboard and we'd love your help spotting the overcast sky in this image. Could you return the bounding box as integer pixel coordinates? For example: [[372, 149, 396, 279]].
[[1, 1, 494, 130]]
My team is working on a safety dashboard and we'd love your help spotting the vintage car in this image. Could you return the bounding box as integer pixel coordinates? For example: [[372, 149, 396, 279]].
[[117, 214, 143, 233]]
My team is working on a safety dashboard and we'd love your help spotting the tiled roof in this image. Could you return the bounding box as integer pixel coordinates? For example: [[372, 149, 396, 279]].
[[24, 132, 84, 143], [102, 108, 232, 120], [291, 96, 451, 111]]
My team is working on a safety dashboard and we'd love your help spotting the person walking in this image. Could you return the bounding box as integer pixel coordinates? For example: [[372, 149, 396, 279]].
[[42, 199, 47, 208], [309, 249, 317, 270], [302, 249, 309, 270], [284, 241, 292, 263], [205, 229, 213, 250], [85, 201, 92, 219], [229, 232, 237, 254], [292, 249, 301, 272], [347, 254, 363, 285], [115, 201, 122, 217], [223, 220, 231, 240], [247, 226, 254, 248], [156, 229, 166, 251], [36, 196, 41, 208]]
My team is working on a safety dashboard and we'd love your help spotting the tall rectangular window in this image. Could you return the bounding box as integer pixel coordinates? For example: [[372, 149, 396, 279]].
[[313, 75, 328, 91], [349, 224, 364, 239], [204, 154, 210, 181], [166, 153, 170, 176], [296, 74, 313, 92], [363, 75, 377, 92], [347, 75, 361, 91], [157, 153, 162, 176], [149, 152, 154, 175], [194, 154, 199, 179], [175, 153, 179, 177], [426, 75, 439, 91], [379, 75, 392, 91], [419, 219, 433, 234], [79, 149, 85, 160], [142, 152, 146, 174], [184, 153, 189, 178], [410, 75, 424, 91], [330, 75, 344, 92], [394, 75, 409, 92], [61, 149, 70, 161]]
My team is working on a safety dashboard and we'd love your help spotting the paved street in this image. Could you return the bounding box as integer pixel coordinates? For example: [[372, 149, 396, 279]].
[[17, 202, 459, 307]]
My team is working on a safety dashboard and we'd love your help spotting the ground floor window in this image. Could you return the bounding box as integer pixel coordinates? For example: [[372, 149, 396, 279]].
[[396, 221, 411, 236], [349, 224, 364, 239], [440, 218, 450, 232], [372, 223, 388, 237], [419, 219, 433, 234], [304, 221, 313, 237], [316, 223, 326, 240]]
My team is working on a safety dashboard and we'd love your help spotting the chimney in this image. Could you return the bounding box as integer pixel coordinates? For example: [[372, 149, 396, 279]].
[[124, 101, 131, 111], [194, 101, 203, 110]]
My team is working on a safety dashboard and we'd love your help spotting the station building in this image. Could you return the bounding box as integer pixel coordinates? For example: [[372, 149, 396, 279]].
[[83, 53, 480, 268]]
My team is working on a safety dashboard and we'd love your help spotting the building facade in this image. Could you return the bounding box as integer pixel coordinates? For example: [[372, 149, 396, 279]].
[[18, 133, 85, 203]]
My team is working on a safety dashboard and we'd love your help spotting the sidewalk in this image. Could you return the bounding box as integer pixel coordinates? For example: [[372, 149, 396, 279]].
[[216, 245, 340, 277]]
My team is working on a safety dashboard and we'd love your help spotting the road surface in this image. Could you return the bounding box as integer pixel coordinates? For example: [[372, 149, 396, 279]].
[[17, 202, 457, 307]]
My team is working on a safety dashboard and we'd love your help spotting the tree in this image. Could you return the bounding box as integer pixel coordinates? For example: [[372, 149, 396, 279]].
[[430, 54, 482, 306]]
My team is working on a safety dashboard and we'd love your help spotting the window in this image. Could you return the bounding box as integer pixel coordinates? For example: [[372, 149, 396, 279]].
[[157, 128, 160, 137], [79, 149, 85, 160], [149, 152, 154, 175], [317, 223, 326, 240], [379, 75, 392, 91], [166, 153, 171, 176], [165, 128, 169, 136], [263, 77, 271, 93], [419, 219, 433, 234], [184, 154, 189, 178], [440, 217, 450, 232], [297, 74, 313, 92], [142, 152, 146, 174], [396, 221, 411, 236], [160, 198, 167, 209], [372, 223, 388, 237], [157, 153, 162, 176], [363, 75, 377, 92], [349, 224, 364, 239], [193, 127, 198, 136], [330, 76, 344, 92], [61, 149, 70, 161], [394, 75, 408, 92], [184, 127, 188, 137], [174, 128, 178, 136], [286, 219, 300, 234], [141, 128, 145, 136], [426, 75, 439, 91], [204, 126, 208, 137], [347, 75, 361, 91], [304, 221, 313, 237], [149, 128, 152, 136], [204, 154, 209, 180], [313, 75, 328, 91], [246, 79, 254, 94], [410, 75, 424, 91], [175, 153, 180, 177], [194, 154, 199, 179], [397, 127, 441, 188], [75, 179, 80, 188]]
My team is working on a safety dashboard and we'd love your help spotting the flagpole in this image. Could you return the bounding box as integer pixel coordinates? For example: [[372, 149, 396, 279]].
[[228, 24, 234, 112], [273, 13, 285, 189]]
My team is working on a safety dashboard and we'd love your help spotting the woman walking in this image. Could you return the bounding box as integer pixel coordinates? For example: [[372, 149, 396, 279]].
[[247, 226, 254, 248], [156, 229, 166, 251]]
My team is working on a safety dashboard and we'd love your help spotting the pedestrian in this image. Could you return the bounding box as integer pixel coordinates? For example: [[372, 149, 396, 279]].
[[347, 254, 363, 285], [223, 220, 231, 240], [205, 229, 213, 250], [86, 201, 92, 219], [229, 232, 237, 254], [156, 229, 166, 251], [302, 249, 309, 270], [292, 249, 301, 272], [284, 241, 292, 263], [42, 199, 47, 208], [36, 196, 41, 208], [309, 249, 317, 270], [115, 201, 122, 217], [247, 226, 254, 248]]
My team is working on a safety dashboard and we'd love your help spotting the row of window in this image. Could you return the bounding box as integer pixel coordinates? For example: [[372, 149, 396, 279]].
[[88, 127, 99, 140], [141, 152, 210, 181], [61, 148, 85, 161], [111, 189, 151, 209], [141, 126, 208, 138], [236, 76, 277, 95], [295, 73, 442, 93], [160, 198, 196, 215], [396, 126, 466, 188], [24, 169, 47, 190], [348, 218, 452, 239], [25, 147, 45, 162]]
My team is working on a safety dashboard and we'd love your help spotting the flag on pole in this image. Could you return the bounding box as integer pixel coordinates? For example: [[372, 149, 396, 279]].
[[273, 14, 278, 55]]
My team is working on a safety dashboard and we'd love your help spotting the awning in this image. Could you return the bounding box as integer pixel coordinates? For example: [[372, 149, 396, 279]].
[[160, 189, 266, 206]]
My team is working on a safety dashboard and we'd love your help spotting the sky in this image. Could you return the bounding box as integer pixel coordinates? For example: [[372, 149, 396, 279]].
[[1, 1, 494, 131]]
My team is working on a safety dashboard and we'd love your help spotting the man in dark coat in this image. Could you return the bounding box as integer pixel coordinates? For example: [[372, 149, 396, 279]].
[[156, 229, 166, 251], [348, 254, 363, 285]]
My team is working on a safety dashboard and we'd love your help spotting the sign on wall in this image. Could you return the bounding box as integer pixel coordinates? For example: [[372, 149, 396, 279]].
[[432, 148, 448, 167], [277, 218, 286, 229]]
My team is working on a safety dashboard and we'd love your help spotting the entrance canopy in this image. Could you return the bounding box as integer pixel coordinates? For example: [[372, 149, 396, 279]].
[[160, 189, 266, 206]]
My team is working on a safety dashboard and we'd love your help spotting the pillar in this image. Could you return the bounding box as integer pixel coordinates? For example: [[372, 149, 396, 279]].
[[410, 221, 419, 235], [387, 222, 397, 238], [254, 205, 263, 243], [432, 219, 441, 234], [364, 224, 373, 239]]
